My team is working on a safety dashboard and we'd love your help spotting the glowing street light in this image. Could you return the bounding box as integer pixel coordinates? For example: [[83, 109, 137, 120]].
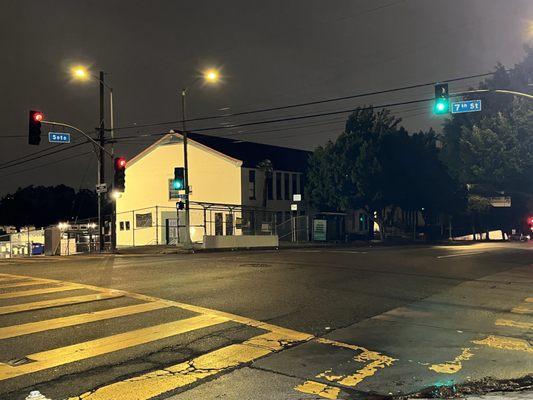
[[71, 66, 89, 80], [203, 68, 220, 83]]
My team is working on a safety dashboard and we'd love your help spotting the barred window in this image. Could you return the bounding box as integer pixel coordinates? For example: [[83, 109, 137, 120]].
[[135, 213, 152, 228]]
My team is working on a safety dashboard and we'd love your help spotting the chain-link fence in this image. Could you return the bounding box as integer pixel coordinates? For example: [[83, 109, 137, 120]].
[[115, 203, 311, 248]]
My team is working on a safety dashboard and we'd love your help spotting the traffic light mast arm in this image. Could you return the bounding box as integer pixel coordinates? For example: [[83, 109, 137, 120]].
[[41, 120, 113, 158], [451, 89, 533, 100]]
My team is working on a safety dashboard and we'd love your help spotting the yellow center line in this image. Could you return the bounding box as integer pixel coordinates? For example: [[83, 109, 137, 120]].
[[67, 331, 307, 400], [0, 314, 229, 381], [0, 292, 124, 315], [0, 284, 87, 299], [0, 301, 171, 340]]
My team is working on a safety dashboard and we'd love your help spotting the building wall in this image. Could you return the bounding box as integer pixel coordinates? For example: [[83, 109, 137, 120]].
[[116, 138, 243, 246], [241, 167, 305, 221]]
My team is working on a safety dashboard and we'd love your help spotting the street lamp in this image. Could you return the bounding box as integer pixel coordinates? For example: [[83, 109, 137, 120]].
[[180, 68, 221, 248], [71, 65, 116, 252]]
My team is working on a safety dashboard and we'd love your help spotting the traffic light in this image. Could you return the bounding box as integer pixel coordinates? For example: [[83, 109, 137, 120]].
[[114, 157, 126, 192], [28, 110, 44, 145], [434, 83, 449, 115], [177, 201, 185, 210], [173, 167, 185, 190]]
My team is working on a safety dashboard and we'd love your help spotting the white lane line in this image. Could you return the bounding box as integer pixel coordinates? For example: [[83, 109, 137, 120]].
[[437, 251, 486, 259]]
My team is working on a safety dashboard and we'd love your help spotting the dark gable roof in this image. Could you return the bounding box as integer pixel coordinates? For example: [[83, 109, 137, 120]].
[[187, 132, 311, 172]]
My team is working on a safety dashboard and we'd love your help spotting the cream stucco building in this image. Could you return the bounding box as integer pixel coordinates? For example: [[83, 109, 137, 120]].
[[115, 132, 310, 247]]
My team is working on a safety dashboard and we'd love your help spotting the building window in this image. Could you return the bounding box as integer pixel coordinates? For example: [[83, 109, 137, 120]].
[[276, 172, 282, 200], [125, 221, 130, 230], [136, 213, 152, 228], [119, 222, 124, 231], [248, 170, 256, 200], [226, 214, 234, 235], [267, 174, 273, 200], [300, 174, 306, 196], [215, 213, 223, 235], [284, 173, 289, 199], [291, 174, 298, 198]]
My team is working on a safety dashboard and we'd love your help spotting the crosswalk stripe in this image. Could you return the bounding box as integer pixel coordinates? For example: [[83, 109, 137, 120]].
[[0, 301, 171, 340], [0, 292, 123, 315], [0, 284, 86, 299], [495, 318, 533, 330], [0, 280, 49, 289], [67, 331, 307, 400], [0, 277, 22, 282], [511, 306, 533, 314], [0, 314, 229, 381]]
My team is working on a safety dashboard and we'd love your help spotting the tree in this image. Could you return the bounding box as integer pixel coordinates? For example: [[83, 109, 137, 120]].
[[0, 185, 98, 229], [440, 47, 533, 235], [307, 107, 462, 240]]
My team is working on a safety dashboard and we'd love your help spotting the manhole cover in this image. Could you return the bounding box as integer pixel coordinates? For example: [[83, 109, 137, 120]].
[[239, 263, 271, 268]]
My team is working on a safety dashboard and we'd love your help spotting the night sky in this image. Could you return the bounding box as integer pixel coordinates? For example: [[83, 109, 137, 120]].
[[1, 0, 532, 195]]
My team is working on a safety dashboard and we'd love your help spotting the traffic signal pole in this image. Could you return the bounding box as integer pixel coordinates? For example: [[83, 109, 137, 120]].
[[180, 88, 193, 249], [98, 71, 106, 252]]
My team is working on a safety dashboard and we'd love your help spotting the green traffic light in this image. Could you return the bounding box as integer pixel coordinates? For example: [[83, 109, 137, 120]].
[[434, 99, 449, 115], [173, 180, 184, 190]]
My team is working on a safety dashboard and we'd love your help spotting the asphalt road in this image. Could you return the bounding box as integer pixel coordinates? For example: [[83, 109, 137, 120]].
[[0, 242, 531, 399]]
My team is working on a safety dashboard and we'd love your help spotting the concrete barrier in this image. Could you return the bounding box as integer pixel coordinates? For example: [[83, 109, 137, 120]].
[[203, 235, 279, 249]]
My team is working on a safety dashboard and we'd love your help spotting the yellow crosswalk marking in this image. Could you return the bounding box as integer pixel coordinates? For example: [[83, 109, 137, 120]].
[[0, 277, 22, 282], [0, 301, 171, 340], [472, 335, 533, 353], [0, 314, 229, 380], [67, 331, 307, 400], [495, 318, 533, 330], [0, 292, 123, 315], [511, 306, 533, 314], [0, 284, 86, 299], [0, 280, 49, 289]]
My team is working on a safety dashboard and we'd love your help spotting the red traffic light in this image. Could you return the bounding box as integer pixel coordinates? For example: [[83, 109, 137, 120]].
[[33, 112, 43, 122], [114, 157, 126, 170]]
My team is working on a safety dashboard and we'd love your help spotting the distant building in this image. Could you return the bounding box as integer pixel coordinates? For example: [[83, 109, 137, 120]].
[[115, 132, 311, 247]]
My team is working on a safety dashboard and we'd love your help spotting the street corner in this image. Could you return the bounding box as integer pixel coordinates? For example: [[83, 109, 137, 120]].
[[165, 367, 338, 400], [253, 334, 396, 398]]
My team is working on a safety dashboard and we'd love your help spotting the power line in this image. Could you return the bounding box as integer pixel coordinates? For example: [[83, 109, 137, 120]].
[[109, 70, 499, 133], [0, 141, 91, 171], [0, 151, 94, 179]]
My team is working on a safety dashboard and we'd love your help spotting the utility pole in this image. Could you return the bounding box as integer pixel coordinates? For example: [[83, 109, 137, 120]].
[[98, 71, 106, 252], [110, 88, 116, 253], [180, 89, 192, 248]]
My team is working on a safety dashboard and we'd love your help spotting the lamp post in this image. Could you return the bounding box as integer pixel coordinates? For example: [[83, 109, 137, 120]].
[[179, 69, 220, 248], [71, 66, 115, 252]]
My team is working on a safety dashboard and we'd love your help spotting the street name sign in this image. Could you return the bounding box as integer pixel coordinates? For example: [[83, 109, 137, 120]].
[[451, 100, 482, 114], [48, 132, 71, 143]]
